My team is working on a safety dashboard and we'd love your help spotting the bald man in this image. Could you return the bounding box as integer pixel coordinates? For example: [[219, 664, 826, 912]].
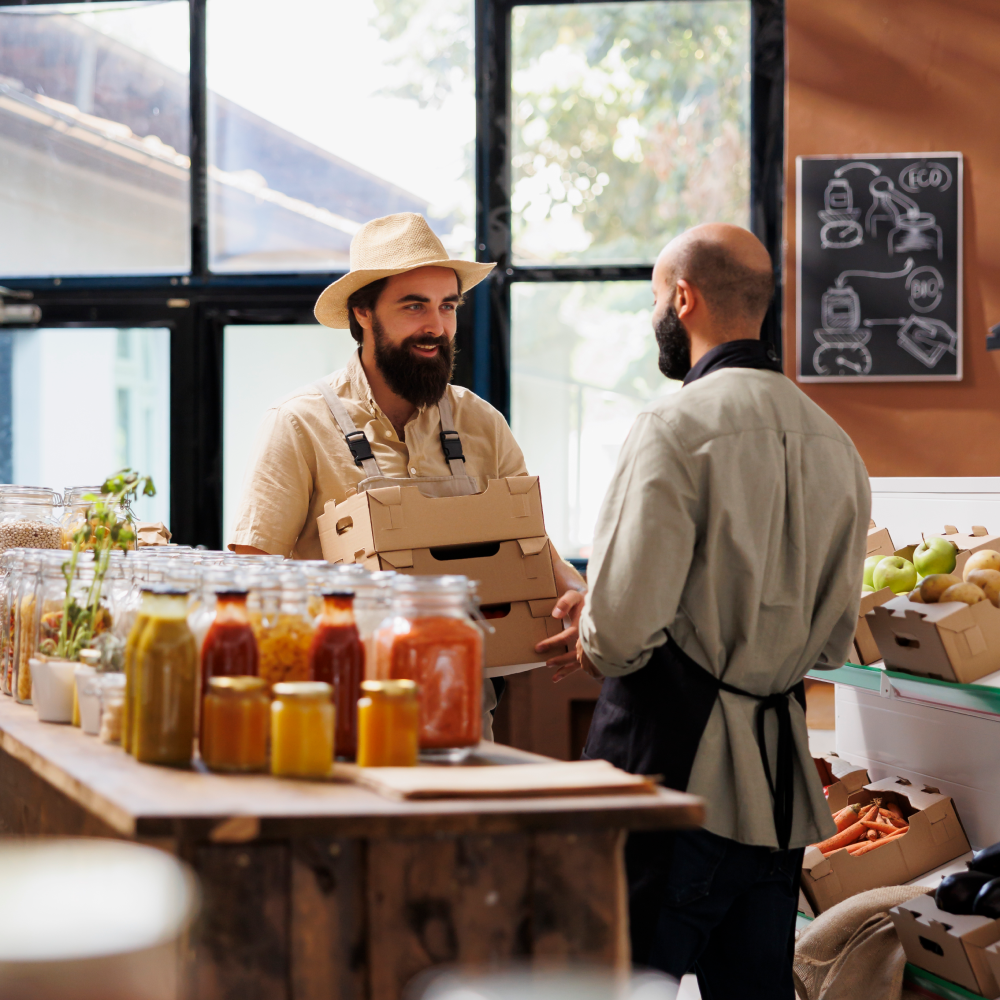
[[564, 225, 870, 997]]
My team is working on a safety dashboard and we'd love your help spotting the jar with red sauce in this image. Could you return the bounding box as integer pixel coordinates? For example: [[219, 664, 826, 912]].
[[201, 590, 259, 696], [308, 589, 365, 759], [373, 575, 482, 761]]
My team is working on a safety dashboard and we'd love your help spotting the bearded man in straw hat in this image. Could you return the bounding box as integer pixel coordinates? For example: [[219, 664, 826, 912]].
[[230, 213, 587, 676]]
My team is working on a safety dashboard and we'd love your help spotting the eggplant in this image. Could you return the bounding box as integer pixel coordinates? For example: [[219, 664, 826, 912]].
[[968, 842, 1000, 877], [974, 878, 1000, 920], [936, 871, 995, 914]]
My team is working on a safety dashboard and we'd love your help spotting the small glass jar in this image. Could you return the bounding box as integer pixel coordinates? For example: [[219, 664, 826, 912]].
[[255, 571, 314, 688], [129, 588, 198, 766], [0, 549, 22, 696], [373, 575, 483, 759], [356, 679, 419, 767], [353, 571, 395, 679], [0, 494, 63, 552], [60, 487, 111, 550], [12, 551, 43, 704], [270, 681, 334, 778], [201, 591, 259, 696], [200, 676, 269, 773], [309, 590, 365, 760], [35, 552, 109, 661], [99, 673, 127, 744], [299, 560, 339, 618]]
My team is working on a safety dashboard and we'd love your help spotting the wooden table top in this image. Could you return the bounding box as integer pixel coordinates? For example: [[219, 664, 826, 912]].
[[0, 698, 704, 840]]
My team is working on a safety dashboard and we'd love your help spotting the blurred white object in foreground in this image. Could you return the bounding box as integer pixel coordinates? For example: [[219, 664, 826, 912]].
[[0, 838, 198, 1000], [408, 967, 679, 1000]]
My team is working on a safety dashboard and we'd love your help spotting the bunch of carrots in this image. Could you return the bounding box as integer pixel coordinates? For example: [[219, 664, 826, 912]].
[[813, 799, 910, 858]]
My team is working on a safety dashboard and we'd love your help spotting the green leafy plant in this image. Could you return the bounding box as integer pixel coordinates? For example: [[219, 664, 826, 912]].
[[41, 469, 155, 662]]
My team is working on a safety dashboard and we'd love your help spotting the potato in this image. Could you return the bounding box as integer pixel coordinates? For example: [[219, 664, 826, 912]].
[[966, 569, 1000, 608], [907, 589, 925, 603], [964, 550, 1000, 580], [940, 582, 988, 606], [919, 573, 962, 603]]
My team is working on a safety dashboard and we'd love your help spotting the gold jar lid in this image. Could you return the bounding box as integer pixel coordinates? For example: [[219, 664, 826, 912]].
[[208, 676, 266, 695], [272, 681, 332, 700], [361, 679, 418, 698]]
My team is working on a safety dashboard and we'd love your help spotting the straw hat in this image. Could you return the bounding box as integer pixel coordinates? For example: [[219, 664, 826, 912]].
[[314, 213, 495, 329]]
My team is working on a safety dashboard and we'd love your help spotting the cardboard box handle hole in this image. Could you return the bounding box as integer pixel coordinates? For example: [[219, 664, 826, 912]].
[[918, 936, 945, 956], [481, 603, 512, 620], [894, 635, 920, 649], [430, 541, 501, 561], [336, 516, 354, 535]]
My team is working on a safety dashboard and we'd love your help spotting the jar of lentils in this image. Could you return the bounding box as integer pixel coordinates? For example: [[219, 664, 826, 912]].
[[0, 489, 63, 552]]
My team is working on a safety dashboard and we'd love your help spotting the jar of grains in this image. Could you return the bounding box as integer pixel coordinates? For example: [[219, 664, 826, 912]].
[[253, 570, 315, 689], [12, 551, 43, 703], [0, 549, 22, 696], [0, 491, 63, 552]]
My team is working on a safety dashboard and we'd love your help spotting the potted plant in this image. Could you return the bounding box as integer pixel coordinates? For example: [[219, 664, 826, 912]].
[[31, 469, 155, 723]]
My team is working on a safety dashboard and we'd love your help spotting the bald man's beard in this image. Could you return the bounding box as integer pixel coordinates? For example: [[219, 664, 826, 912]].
[[372, 315, 455, 408], [655, 303, 692, 381]]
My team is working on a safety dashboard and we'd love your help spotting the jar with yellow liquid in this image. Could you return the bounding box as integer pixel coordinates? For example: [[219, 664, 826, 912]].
[[200, 676, 269, 773], [270, 681, 333, 778], [356, 679, 419, 767]]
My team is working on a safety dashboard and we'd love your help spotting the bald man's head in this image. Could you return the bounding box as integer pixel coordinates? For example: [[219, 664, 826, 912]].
[[655, 224, 774, 327]]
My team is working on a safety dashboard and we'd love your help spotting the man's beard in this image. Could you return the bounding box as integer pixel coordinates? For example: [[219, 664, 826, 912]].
[[654, 302, 692, 381], [371, 316, 455, 408]]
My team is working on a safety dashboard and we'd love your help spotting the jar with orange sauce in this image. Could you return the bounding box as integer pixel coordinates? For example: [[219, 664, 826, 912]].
[[373, 575, 482, 761], [356, 679, 419, 767], [200, 676, 269, 772], [270, 681, 334, 778]]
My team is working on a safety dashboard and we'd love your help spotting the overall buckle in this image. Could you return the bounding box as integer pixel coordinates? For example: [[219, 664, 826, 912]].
[[345, 430, 374, 467], [440, 430, 465, 462]]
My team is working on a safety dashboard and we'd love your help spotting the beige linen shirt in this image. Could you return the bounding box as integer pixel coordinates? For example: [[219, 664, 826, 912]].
[[579, 368, 871, 849], [230, 350, 528, 559]]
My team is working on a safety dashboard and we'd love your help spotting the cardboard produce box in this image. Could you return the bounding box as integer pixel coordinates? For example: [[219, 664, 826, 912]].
[[938, 525, 1000, 577], [800, 777, 971, 916], [483, 598, 566, 677], [867, 595, 1000, 684], [318, 477, 546, 564], [867, 521, 896, 559], [891, 892, 1000, 998], [855, 587, 895, 665], [360, 537, 556, 606], [821, 756, 870, 815]]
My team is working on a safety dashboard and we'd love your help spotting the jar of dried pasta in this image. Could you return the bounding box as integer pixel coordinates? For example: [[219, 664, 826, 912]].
[[254, 570, 315, 689]]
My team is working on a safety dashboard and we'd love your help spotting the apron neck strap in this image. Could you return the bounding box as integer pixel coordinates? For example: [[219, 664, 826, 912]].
[[436, 394, 469, 479], [312, 380, 383, 480]]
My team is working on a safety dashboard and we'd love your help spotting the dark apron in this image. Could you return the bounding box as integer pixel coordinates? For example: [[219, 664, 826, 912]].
[[583, 634, 805, 958]]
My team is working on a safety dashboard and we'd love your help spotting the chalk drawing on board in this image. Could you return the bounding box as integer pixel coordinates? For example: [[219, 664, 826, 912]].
[[905, 265, 944, 313], [818, 178, 864, 248], [811, 259, 916, 375], [898, 161, 953, 193], [866, 177, 943, 259], [863, 316, 958, 369]]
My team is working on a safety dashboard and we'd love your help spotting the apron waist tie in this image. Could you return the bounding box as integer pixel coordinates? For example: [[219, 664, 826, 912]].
[[713, 674, 798, 851]]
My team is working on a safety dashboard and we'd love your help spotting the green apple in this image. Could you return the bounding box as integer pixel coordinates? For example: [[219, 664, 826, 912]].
[[873, 556, 918, 595], [914, 536, 958, 577], [862, 585, 875, 594], [863, 555, 885, 589]]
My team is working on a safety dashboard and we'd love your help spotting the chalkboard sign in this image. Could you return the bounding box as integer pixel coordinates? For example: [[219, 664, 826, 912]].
[[796, 153, 963, 382]]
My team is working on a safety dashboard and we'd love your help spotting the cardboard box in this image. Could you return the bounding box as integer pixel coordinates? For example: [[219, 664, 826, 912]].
[[867, 595, 1000, 684], [361, 537, 556, 606], [937, 525, 1000, 577], [318, 477, 547, 564], [800, 777, 971, 916], [855, 586, 895, 665], [821, 756, 870, 815], [891, 892, 1000, 998], [868, 521, 896, 559], [483, 598, 566, 675]]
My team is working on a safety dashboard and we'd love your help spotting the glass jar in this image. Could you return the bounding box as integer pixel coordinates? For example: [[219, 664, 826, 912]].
[[373, 575, 483, 758], [0, 495, 63, 552], [353, 571, 395, 679], [60, 487, 112, 550], [35, 553, 111, 661], [0, 549, 22, 696], [356, 679, 420, 767], [254, 571, 314, 688], [129, 588, 198, 766], [201, 591, 259, 696], [200, 676, 269, 773], [12, 551, 43, 704], [309, 590, 365, 760], [270, 681, 334, 778], [299, 560, 338, 618], [99, 673, 127, 744]]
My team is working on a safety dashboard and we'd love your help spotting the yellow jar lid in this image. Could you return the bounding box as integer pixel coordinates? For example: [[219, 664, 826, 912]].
[[272, 681, 332, 700], [208, 676, 266, 694], [361, 679, 418, 698]]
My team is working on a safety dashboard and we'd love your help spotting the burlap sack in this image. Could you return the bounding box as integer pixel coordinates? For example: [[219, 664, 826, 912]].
[[794, 885, 930, 1000]]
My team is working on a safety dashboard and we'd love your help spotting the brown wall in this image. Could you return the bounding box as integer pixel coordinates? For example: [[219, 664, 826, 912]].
[[785, 0, 1000, 474]]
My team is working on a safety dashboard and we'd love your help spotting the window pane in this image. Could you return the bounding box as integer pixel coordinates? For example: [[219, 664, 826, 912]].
[[223, 325, 358, 543], [511, 282, 679, 558], [207, 0, 475, 273], [0, 327, 171, 524], [511, 1, 750, 264], [0, 3, 190, 277]]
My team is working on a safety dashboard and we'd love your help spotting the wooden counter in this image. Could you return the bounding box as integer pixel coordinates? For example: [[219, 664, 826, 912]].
[[0, 697, 703, 1000]]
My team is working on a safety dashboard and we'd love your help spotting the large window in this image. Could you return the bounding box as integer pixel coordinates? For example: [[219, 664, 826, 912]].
[[0, 0, 779, 550]]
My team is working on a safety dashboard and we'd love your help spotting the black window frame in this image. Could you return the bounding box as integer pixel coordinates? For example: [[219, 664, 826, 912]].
[[0, 0, 784, 549]]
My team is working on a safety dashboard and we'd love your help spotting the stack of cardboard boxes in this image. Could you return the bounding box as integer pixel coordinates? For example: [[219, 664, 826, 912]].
[[316, 477, 566, 674]]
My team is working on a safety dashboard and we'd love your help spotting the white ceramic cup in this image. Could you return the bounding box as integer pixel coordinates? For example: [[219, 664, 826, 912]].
[[29, 658, 76, 724]]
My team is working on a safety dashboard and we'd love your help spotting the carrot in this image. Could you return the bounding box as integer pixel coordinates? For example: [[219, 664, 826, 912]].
[[833, 804, 860, 832], [867, 830, 878, 842], [849, 829, 908, 856], [878, 808, 908, 828], [862, 820, 901, 836], [814, 819, 867, 853], [885, 803, 908, 825]]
